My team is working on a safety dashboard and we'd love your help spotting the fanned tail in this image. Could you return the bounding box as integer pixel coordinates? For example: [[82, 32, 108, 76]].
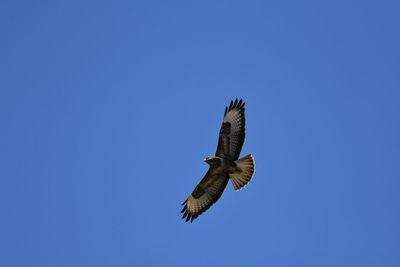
[[230, 154, 255, 191]]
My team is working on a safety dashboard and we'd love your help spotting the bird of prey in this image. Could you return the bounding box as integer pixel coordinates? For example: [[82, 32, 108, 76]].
[[181, 98, 255, 223]]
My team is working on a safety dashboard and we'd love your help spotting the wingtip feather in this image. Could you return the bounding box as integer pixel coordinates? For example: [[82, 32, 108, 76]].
[[226, 98, 246, 112]]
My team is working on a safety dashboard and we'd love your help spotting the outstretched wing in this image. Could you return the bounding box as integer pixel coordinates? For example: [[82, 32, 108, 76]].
[[215, 98, 246, 160], [181, 170, 229, 223]]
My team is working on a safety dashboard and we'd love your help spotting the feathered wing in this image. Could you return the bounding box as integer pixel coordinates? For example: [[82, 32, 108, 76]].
[[215, 98, 246, 160], [181, 170, 229, 223]]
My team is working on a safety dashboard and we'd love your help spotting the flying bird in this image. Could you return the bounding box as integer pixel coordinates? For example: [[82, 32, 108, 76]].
[[181, 98, 255, 222]]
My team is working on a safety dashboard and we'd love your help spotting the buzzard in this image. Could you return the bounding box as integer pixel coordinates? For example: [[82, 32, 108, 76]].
[[181, 98, 255, 222]]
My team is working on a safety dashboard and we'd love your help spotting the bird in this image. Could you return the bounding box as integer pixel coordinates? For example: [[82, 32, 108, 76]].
[[181, 98, 255, 222]]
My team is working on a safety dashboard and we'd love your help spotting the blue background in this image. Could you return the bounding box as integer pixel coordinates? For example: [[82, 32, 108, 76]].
[[1, 1, 399, 266]]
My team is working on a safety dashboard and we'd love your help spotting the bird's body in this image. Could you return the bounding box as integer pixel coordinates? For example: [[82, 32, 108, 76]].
[[181, 99, 255, 222]]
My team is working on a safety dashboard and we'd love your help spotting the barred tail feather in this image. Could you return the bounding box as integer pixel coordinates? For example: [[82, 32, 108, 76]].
[[230, 154, 255, 191]]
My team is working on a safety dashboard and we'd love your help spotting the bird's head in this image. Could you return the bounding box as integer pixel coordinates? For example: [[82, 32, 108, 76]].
[[204, 156, 221, 166]]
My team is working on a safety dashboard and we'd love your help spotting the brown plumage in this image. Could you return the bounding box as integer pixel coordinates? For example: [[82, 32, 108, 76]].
[[181, 99, 255, 223]]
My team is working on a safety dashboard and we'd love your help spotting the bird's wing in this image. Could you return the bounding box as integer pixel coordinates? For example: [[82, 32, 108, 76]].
[[181, 170, 229, 223], [215, 98, 246, 160]]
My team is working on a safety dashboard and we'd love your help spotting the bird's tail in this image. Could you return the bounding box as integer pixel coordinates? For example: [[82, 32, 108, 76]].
[[230, 154, 255, 191]]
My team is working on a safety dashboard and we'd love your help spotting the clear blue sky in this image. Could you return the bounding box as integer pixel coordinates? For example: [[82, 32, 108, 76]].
[[1, 1, 399, 266]]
